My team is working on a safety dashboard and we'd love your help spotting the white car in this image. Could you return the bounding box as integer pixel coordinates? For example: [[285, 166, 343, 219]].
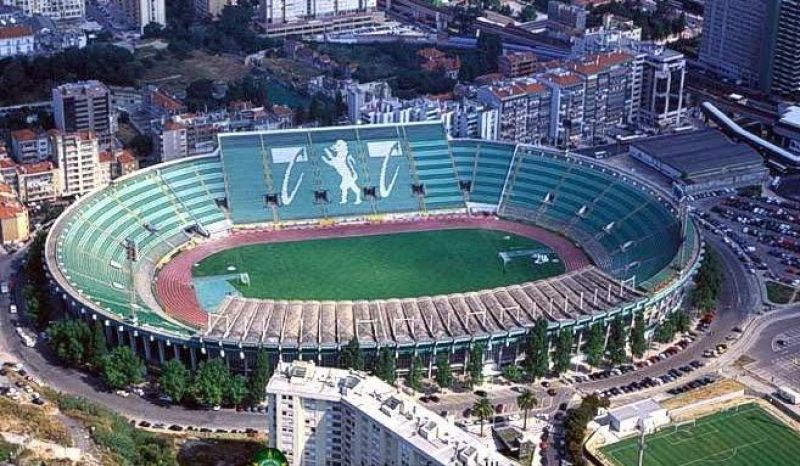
[[9, 304, 16, 314]]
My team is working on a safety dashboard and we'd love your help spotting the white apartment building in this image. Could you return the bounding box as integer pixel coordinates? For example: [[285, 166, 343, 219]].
[[113, 0, 165, 32], [267, 361, 515, 466], [261, 0, 376, 24], [50, 130, 104, 197], [0, 25, 34, 57], [3, 0, 85, 21]]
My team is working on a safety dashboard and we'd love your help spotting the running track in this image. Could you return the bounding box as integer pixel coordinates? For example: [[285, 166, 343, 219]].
[[154, 215, 591, 329]]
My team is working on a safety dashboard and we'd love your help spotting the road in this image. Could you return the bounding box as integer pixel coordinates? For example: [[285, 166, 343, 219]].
[[0, 247, 267, 431], [574, 233, 761, 396]]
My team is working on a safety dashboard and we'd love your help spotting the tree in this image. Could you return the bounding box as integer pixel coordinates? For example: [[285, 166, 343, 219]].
[[467, 343, 485, 387], [88, 322, 108, 370], [630, 312, 647, 359], [517, 389, 538, 430], [584, 322, 605, 367], [553, 328, 574, 374], [435, 353, 453, 390], [407, 355, 423, 392], [340, 337, 364, 371], [476, 32, 503, 72], [375, 347, 397, 385], [225, 374, 248, 408], [501, 365, 524, 383], [518, 4, 538, 22], [472, 396, 494, 437], [101, 347, 145, 390], [247, 350, 272, 405], [607, 316, 628, 365], [126, 134, 152, 158], [525, 319, 549, 379], [159, 359, 189, 404], [192, 359, 229, 407], [47, 319, 91, 367]]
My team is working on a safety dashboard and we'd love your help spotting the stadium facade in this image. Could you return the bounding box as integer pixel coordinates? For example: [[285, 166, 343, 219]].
[[45, 122, 702, 374]]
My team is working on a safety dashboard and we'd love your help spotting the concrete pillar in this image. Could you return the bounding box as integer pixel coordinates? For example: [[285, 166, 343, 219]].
[[427, 348, 434, 378], [603, 321, 612, 349], [143, 337, 152, 362], [129, 332, 137, 353], [157, 340, 165, 365], [174, 344, 180, 361], [189, 347, 197, 371]]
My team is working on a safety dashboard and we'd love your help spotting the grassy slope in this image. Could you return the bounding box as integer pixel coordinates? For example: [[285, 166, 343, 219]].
[[192, 229, 564, 300]]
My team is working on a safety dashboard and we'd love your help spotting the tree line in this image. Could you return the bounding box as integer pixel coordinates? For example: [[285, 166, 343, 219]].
[[47, 318, 274, 408]]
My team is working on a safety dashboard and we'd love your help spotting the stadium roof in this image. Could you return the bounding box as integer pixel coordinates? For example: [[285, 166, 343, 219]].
[[631, 129, 764, 179]]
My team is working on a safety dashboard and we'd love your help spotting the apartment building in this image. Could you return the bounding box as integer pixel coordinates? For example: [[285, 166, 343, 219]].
[[52, 81, 115, 147], [573, 30, 687, 132], [267, 361, 516, 466], [98, 149, 138, 185], [542, 72, 586, 148], [639, 48, 686, 130], [700, 0, 770, 88], [477, 80, 552, 144], [766, 0, 800, 96], [0, 182, 28, 243], [194, 0, 233, 19], [49, 130, 103, 197], [3, 0, 85, 21], [112, 0, 165, 32], [569, 51, 634, 143], [15, 160, 61, 203], [499, 51, 537, 78], [10, 129, 50, 163], [0, 25, 34, 57], [260, 0, 376, 25], [152, 119, 188, 162]]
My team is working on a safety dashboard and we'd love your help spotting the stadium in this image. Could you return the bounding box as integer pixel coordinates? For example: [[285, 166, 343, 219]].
[[44, 122, 701, 373]]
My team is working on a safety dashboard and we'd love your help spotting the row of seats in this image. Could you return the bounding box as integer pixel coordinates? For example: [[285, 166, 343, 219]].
[[500, 148, 681, 281], [219, 123, 466, 224], [55, 156, 229, 334]]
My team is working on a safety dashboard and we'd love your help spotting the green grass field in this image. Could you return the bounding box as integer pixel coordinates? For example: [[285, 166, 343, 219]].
[[601, 403, 800, 466], [192, 229, 564, 300]]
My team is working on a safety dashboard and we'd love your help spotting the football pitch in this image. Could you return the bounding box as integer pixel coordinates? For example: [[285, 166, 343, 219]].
[[192, 228, 564, 300], [600, 403, 800, 466]]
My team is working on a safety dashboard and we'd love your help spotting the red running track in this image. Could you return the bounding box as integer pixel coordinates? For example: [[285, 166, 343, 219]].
[[154, 215, 590, 329]]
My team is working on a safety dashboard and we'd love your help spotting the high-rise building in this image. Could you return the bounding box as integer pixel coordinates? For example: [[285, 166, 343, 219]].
[[267, 361, 517, 466], [112, 0, 166, 32], [700, 0, 800, 95], [765, 0, 800, 96], [49, 130, 103, 197], [477, 80, 552, 145], [52, 81, 115, 147], [2, 0, 85, 21], [639, 48, 686, 130], [569, 51, 634, 144], [699, 0, 772, 88]]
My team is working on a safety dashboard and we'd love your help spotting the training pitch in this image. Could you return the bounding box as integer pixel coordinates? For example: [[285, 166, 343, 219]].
[[191, 228, 564, 300], [600, 403, 800, 466]]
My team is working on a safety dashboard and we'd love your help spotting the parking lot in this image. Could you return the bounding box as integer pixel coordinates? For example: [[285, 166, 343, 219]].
[[695, 193, 800, 287], [748, 327, 800, 389]]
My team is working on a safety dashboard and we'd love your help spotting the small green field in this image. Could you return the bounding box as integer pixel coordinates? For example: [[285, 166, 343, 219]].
[[192, 229, 564, 300], [601, 403, 800, 466]]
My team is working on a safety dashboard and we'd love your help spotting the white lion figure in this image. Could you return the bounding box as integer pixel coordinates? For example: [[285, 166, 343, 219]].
[[322, 140, 361, 205]]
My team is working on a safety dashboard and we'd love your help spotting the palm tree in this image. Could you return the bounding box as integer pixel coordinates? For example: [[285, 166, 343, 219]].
[[472, 396, 494, 437], [517, 389, 538, 430]]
